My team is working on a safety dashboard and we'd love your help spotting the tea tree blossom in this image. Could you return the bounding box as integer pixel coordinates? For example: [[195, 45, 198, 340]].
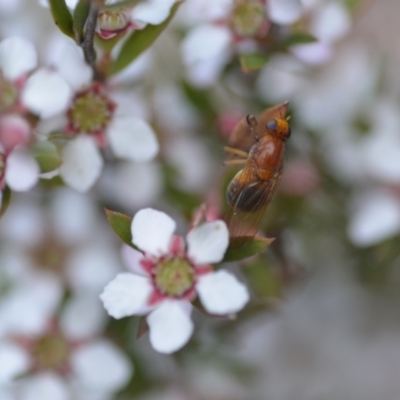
[[33, 41, 159, 192], [100, 208, 249, 354]]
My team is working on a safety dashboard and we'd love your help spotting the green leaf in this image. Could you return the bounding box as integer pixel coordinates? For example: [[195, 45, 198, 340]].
[[111, 1, 182, 75], [0, 186, 12, 219], [223, 236, 275, 262], [240, 53, 269, 73], [280, 32, 317, 47], [34, 141, 62, 173], [105, 209, 138, 249], [48, 0, 74, 38], [73, 0, 90, 42]]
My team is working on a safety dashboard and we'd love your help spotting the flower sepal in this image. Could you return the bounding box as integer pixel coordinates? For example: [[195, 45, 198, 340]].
[[223, 236, 275, 262], [104, 208, 139, 250], [33, 141, 62, 173]]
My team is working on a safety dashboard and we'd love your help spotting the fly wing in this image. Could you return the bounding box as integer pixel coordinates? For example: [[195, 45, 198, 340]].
[[226, 166, 283, 247]]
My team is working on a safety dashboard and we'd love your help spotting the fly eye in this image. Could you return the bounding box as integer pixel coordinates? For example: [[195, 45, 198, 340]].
[[286, 127, 291, 138], [266, 119, 277, 131]]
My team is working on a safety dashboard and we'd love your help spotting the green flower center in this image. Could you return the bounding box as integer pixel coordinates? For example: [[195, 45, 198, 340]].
[[32, 334, 70, 371], [154, 257, 196, 297], [231, 1, 265, 37], [68, 88, 113, 134]]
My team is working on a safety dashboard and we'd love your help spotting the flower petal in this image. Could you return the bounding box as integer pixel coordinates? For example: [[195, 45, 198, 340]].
[[100, 273, 153, 318], [121, 244, 148, 276], [0, 342, 30, 383], [0, 36, 37, 80], [147, 300, 193, 354], [21, 69, 72, 118], [51, 41, 92, 91], [5, 150, 40, 191], [182, 24, 231, 64], [71, 340, 133, 392], [267, 0, 303, 25], [197, 270, 249, 315], [60, 293, 107, 340], [59, 136, 103, 192], [348, 191, 400, 247], [19, 373, 68, 400], [187, 220, 229, 264], [131, 208, 176, 256], [131, 0, 176, 25], [107, 117, 159, 162], [310, 2, 351, 44]]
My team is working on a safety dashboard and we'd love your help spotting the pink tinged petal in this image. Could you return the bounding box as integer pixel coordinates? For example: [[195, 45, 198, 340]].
[[5, 150, 40, 191], [100, 273, 153, 318], [0, 36, 37, 81], [310, 2, 351, 44], [121, 244, 148, 276], [0, 114, 31, 152], [107, 117, 159, 162], [60, 293, 107, 340], [267, 0, 303, 25], [0, 342, 30, 383], [131, 208, 176, 256], [131, 0, 176, 25], [187, 220, 229, 264], [182, 25, 231, 65], [71, 340, 133, 392], [348, 191, 400, 247], [59, 136, 103, 192], [21, 69, 72, 118], [147, 300, 194, 354], [19, 373, 68, 400], [197, 270, 249, 315]]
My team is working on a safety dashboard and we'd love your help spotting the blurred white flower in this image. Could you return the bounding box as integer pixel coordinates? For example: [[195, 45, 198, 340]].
[[267, 0, 303, 25], [0, 292, 132, 399], [348, 190, 400, 247], [100, 208, 249, 353], [0, 36, 37, 81], [290, 2, 351, 65]]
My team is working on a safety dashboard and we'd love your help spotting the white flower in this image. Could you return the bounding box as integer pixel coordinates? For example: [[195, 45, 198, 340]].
[[0, 36, 37, 81], [348, 190, 400, 247], [38, 40, 159, 192], [100, 208, 249, 354], [0, 291, 132, 398], [267, 0, 303, 25]]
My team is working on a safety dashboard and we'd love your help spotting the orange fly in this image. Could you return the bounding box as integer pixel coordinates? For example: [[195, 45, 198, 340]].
[[224, 102, 291, 247]]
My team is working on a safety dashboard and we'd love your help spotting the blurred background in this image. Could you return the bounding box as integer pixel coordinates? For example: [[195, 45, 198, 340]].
[[2, 0, 400, 399]]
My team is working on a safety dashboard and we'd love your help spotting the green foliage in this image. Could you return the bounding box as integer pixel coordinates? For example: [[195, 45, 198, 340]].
[[48, 0, 74, 38], [33, 141, 62, 173], [240, 53, 269, 73], [0, 186, 11, 219], [111, 1, 182, 75], [223, 237, 275, 262], [73, 0, 90, 42], [105, 209, 139, 250]]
